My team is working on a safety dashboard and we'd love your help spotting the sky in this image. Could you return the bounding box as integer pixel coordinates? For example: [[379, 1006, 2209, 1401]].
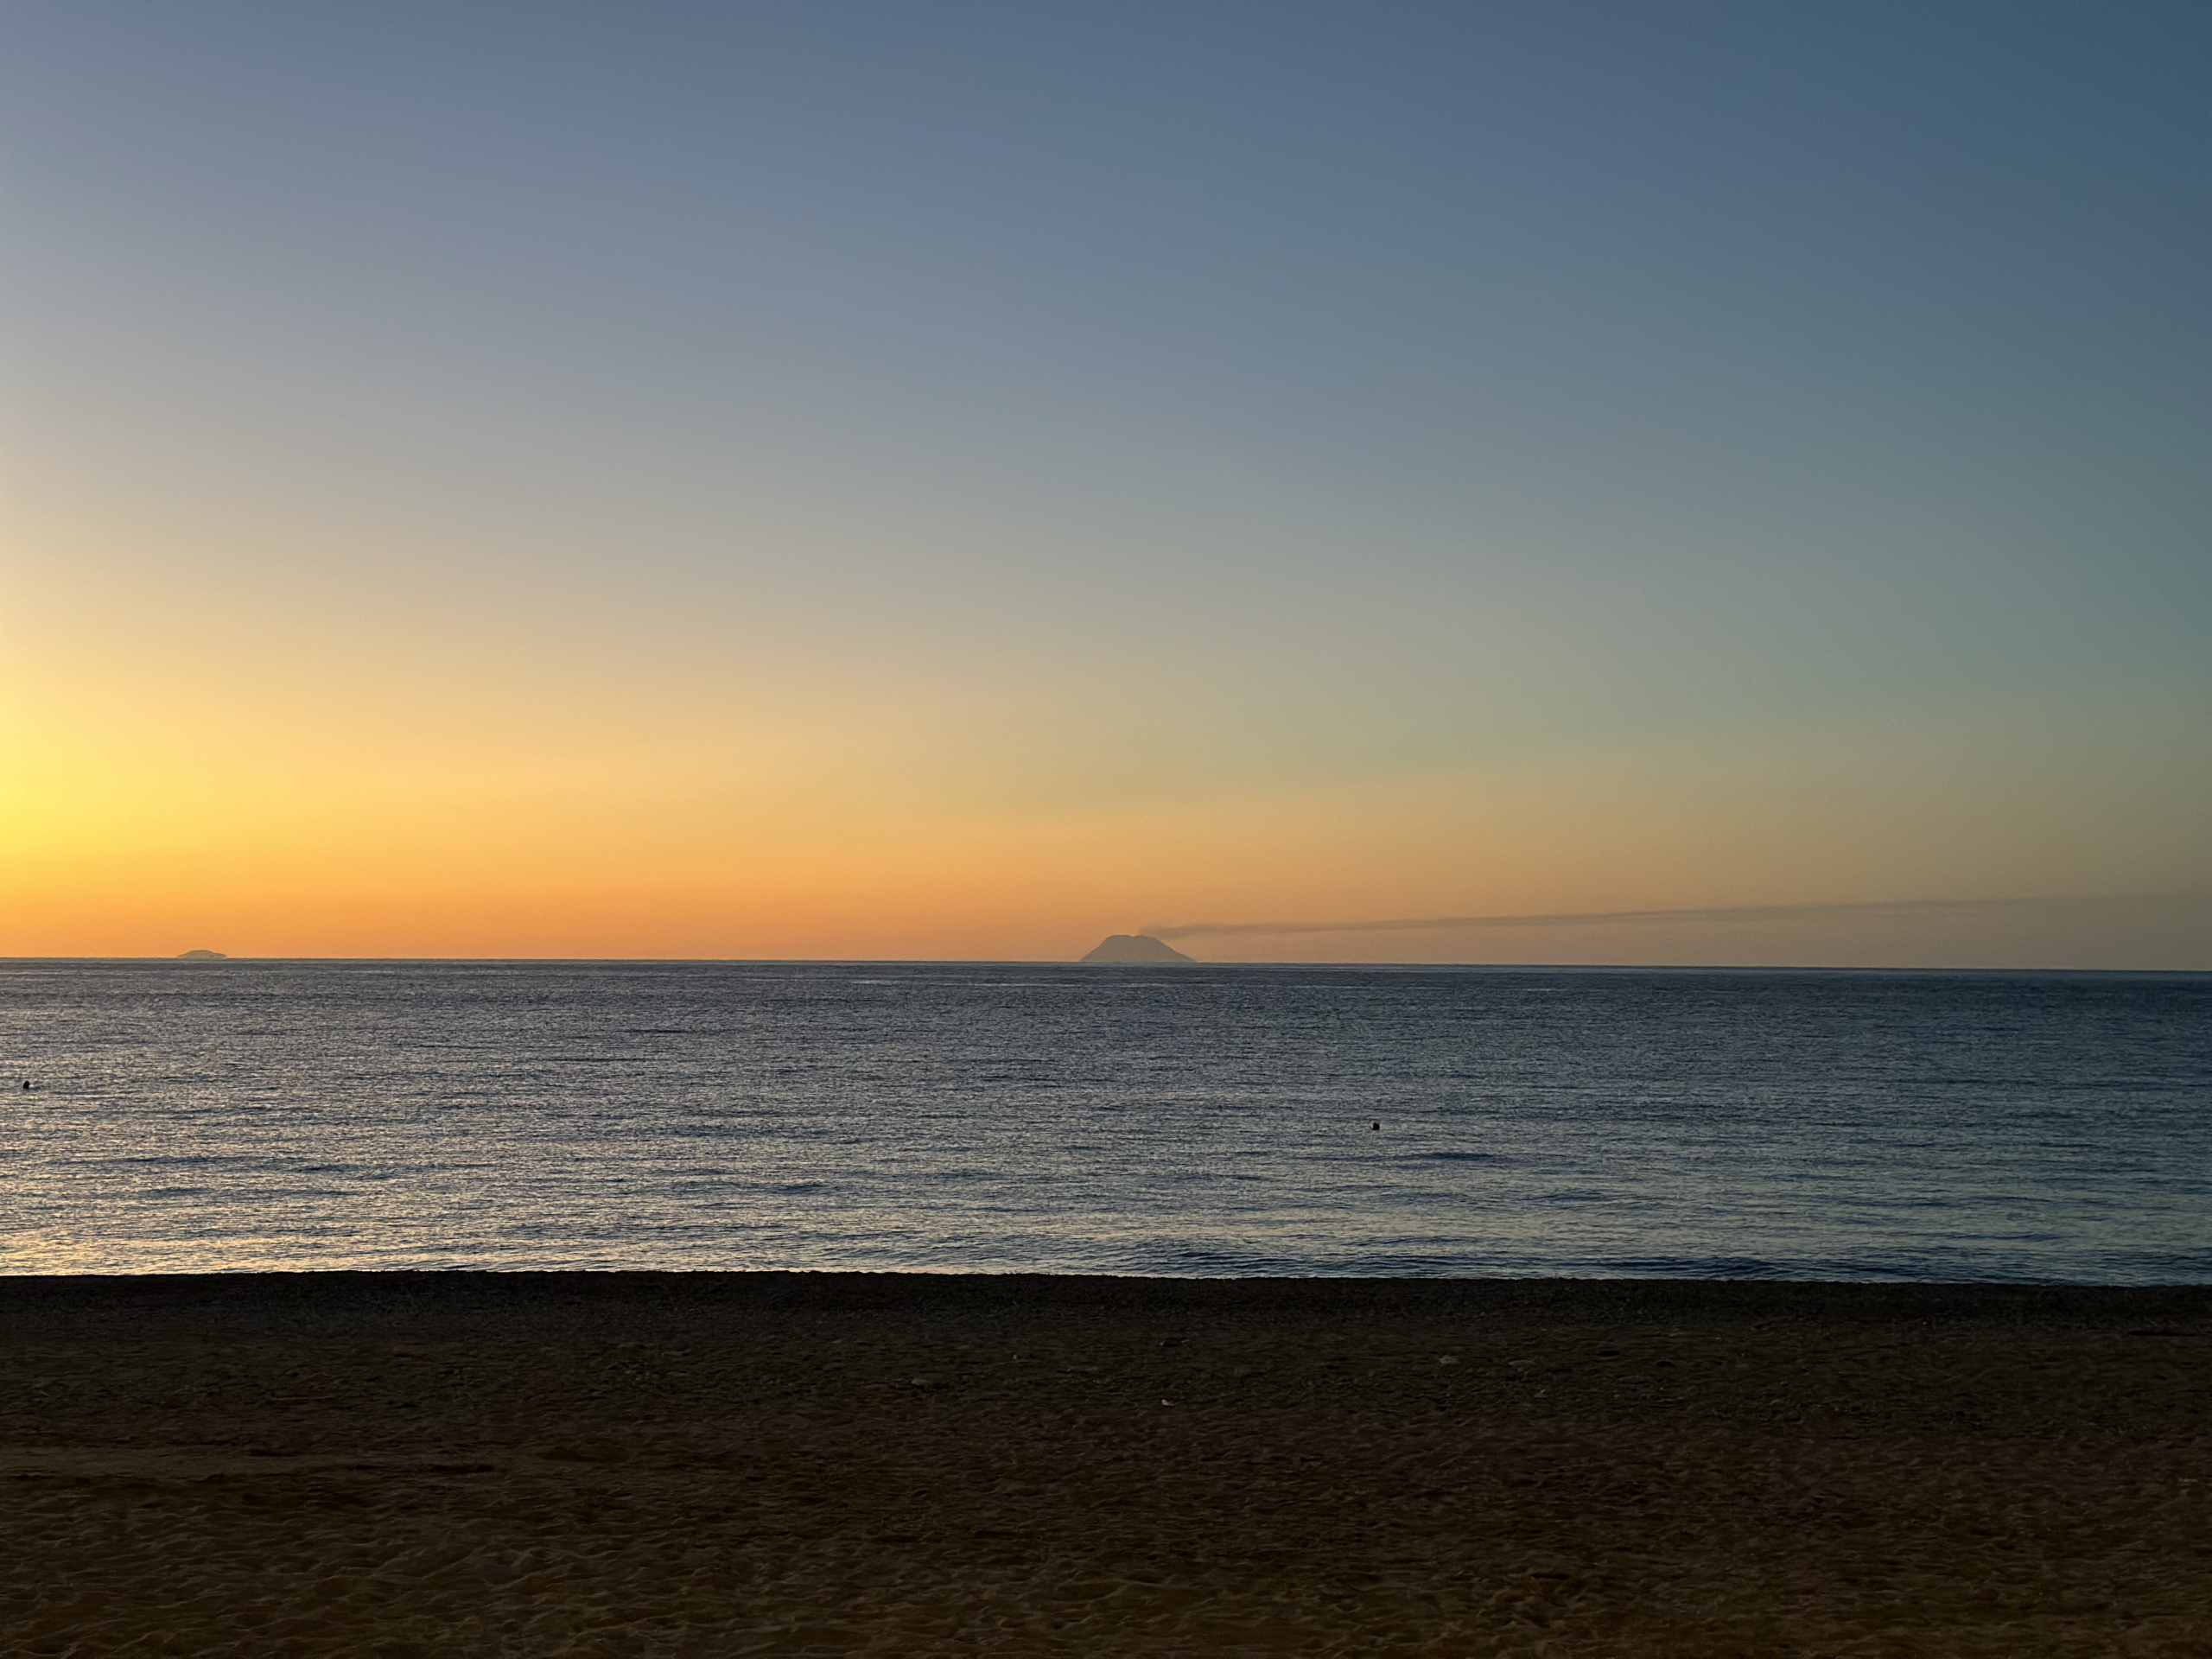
[[3, 0, 2208, 965]]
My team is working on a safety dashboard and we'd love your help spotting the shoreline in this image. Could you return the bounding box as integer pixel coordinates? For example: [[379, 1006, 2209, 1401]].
[[7, 1274, 2208, 1655], [4, 1264, 2211, 1299], [6, 1270, 2208, 1324]]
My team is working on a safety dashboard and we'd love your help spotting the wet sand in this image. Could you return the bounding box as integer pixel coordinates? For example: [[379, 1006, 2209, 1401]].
[[3, 1274, 2207, 1657]]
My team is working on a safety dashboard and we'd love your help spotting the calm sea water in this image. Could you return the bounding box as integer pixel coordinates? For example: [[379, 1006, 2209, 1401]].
[[1, 960, 2206, 1281]]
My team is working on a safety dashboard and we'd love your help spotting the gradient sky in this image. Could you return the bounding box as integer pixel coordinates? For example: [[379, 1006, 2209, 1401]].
[[3, 0, 2208, 964]]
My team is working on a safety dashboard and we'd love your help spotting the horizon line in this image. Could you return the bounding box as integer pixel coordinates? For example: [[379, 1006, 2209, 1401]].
[[1, 953, 2205, 976]]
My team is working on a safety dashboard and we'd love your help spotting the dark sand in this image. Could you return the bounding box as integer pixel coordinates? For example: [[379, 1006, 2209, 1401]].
[[3, 1274, 2208, 1657]]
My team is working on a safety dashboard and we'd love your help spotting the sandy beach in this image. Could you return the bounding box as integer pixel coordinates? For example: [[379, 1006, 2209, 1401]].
[[3, 1274, 2207, 1657]]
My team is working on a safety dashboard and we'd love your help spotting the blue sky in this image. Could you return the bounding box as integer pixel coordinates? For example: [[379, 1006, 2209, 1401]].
[[4, 1, 2208, 962]]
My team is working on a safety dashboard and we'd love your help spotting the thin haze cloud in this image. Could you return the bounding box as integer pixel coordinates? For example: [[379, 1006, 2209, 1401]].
[[1144, 893, 2198, 940]]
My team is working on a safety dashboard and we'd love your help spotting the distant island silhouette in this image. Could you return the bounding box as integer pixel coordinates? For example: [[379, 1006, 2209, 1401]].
[[1079, 934, 1195, 963], [175, 950, 228, 960]]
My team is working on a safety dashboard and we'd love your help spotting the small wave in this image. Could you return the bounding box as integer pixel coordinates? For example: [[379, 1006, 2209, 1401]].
[[1161, 1168, 1280, 1184], [1586, 1255, 1799, 1280]]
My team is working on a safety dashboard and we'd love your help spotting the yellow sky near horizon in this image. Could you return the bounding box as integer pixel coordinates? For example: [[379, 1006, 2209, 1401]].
[[7, 605, 2205, 964]]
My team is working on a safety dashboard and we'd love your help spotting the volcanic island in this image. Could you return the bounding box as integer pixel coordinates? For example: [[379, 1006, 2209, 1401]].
[[1078, 934, 1196, 963]]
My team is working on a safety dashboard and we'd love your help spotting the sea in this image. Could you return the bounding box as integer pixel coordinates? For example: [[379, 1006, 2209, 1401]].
[[1, 960, 2206, 1281]]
